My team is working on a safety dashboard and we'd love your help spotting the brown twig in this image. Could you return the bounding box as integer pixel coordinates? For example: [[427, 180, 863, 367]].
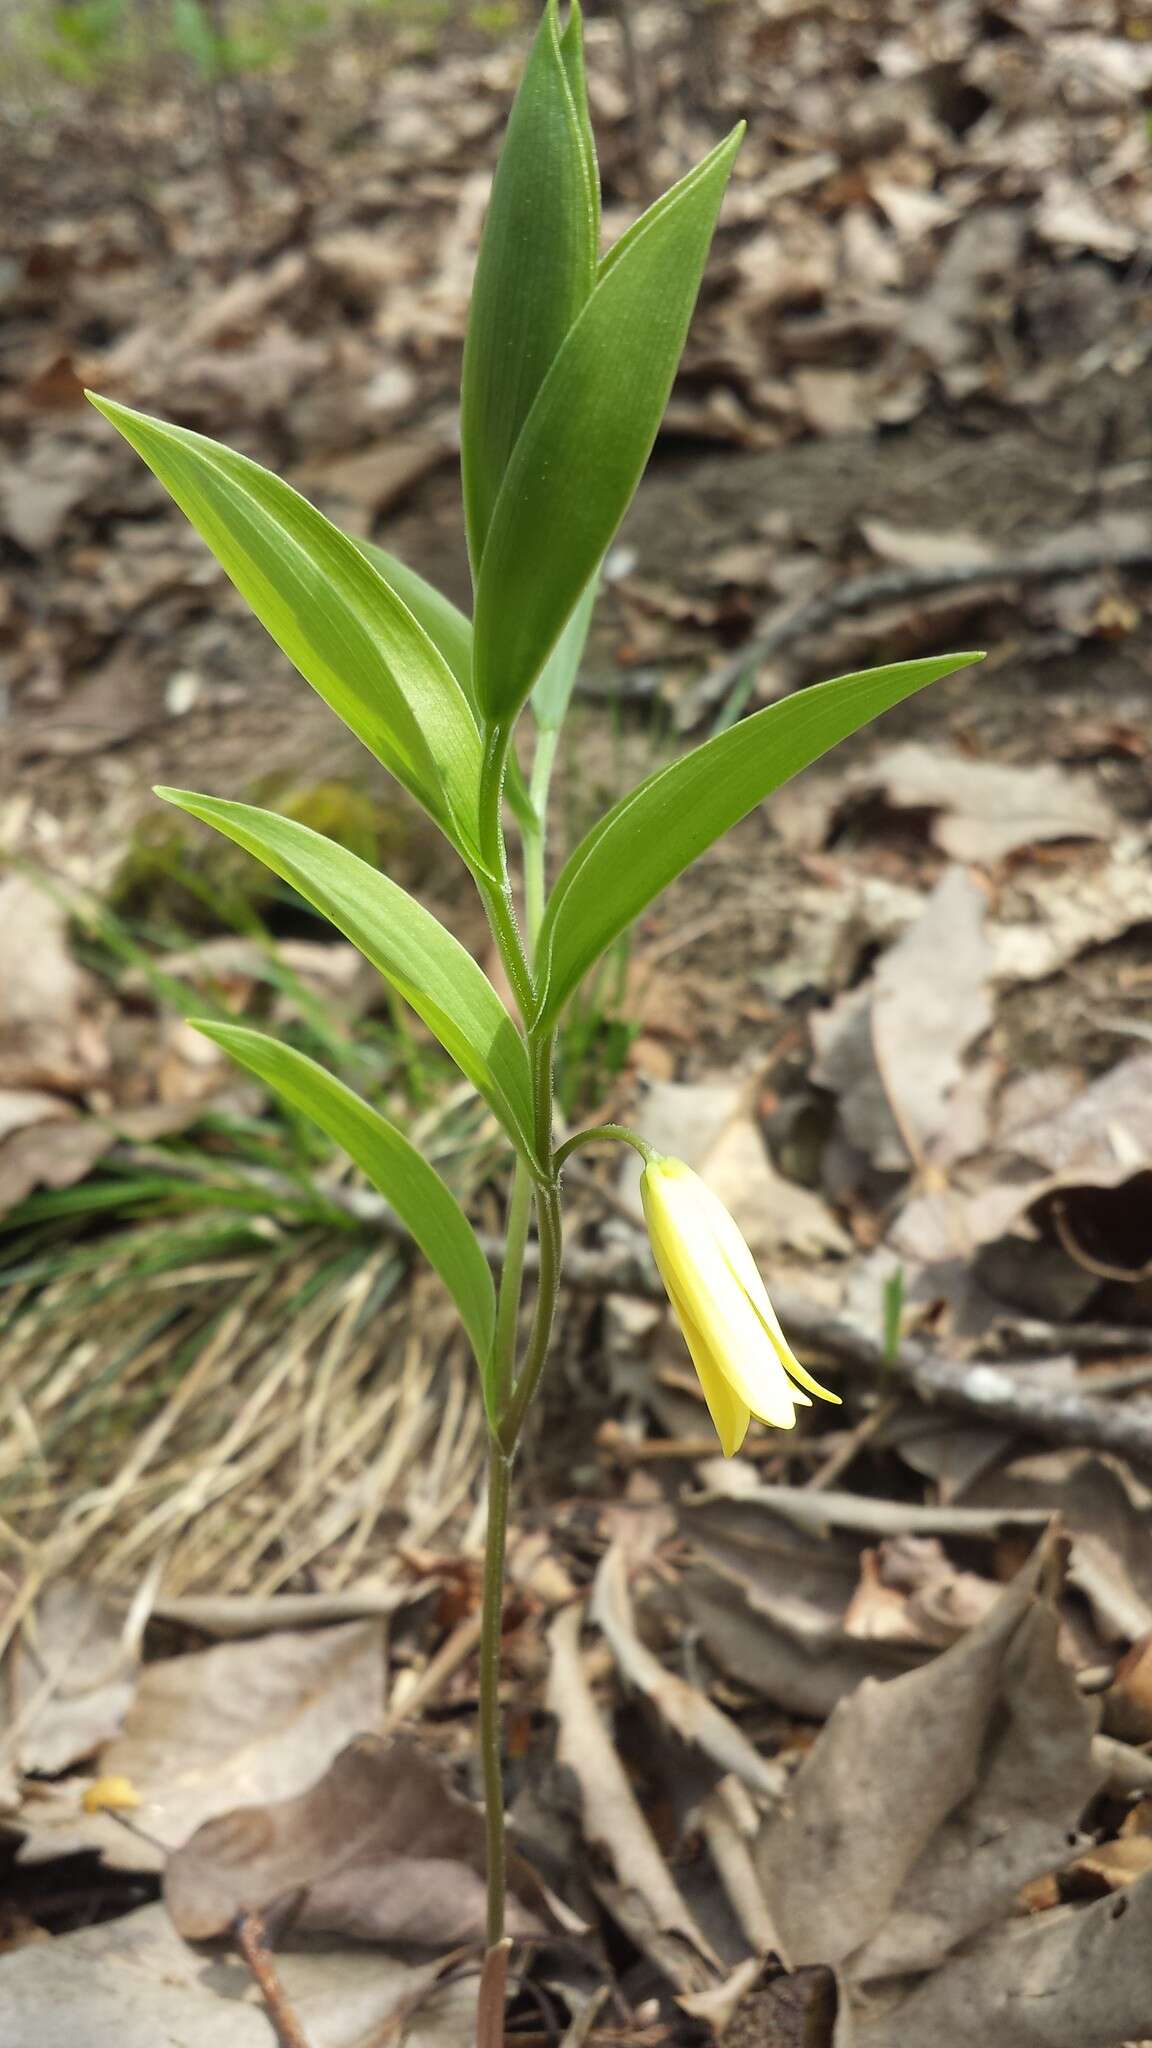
[[773, 1296, 1152, 1471], [681, 536, 1152, 725], [234, 1911, 312, 2048], [378, 1610, 483, 1736], [804, 1394, 901, 1491]]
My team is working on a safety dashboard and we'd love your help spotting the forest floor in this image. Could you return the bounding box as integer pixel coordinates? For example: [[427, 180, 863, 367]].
[[3, 2, 1152, 2044]]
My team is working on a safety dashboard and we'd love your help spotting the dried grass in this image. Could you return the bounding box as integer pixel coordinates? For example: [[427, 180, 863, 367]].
[[0, 1216, 488, 1623]]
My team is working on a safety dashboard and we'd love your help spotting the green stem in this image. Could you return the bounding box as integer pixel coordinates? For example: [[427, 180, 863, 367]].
[[478, 722, 510, 880], [553, 1122, 656, 1170], [474, 757, 564, 1990], [478, 1438, 512, 1949], [497, 1179, 562, 1454], [481, 874, 536, 1027], [491, 1157, 532, 1413]]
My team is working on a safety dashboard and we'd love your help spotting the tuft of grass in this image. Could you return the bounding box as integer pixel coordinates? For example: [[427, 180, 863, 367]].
[[0, 850, 503, 1593]]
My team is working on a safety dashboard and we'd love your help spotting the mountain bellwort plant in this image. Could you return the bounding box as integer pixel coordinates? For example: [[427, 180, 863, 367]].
[[91, 6, 981, 2036]]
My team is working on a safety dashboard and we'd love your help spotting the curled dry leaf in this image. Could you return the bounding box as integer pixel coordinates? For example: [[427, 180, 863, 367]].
[[546, 1602, 718, 1991], [841, 1537, 1001, 1651], [165, 1733, 560, 1945], [678, 1484, 1048, 1721], [591, 1539, 785, 1799], [964, 1451, 1152, 1654], [755, 1539, 1115, 2042]]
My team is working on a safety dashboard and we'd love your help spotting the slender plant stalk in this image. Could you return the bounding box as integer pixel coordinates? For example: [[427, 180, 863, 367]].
[[478, 1437, 512, 1949], [475, 786, 564, 2014], [491, 1157, 533, 1412], [497, 1185, 562, 1455]]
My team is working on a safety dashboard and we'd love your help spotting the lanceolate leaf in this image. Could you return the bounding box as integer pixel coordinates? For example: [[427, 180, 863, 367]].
[[158, 789, 539, 1163], [355, 540, 474, 705], [89, 396, 488, 871], [460, 0, 598, 577], [473, 122, 742, 726], [558, 2, 600, 252], [534, 654, 985, 1027], [195, 1022, 496, 1373]]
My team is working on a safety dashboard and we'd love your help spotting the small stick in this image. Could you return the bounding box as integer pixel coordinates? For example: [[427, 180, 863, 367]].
[[235, 1911, 312, 2048], [378, 1610, 483, 1735], [805, 1395, 900, 1492], [683, 537, 1152, 725]]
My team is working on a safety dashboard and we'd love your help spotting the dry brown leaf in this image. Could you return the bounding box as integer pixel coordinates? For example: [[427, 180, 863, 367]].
[[546, 1602, 717, 1986], [0, 874, 98, 1091], [3, 1579, 137, 1777], [990, 831, 1152, 983], [756, 1541, 1104, 2006], [859, 520, 997, 573], [870, 865, 994, 1162], [1107, 1635, 1152, 1743], [591, 1540, 785, 1798], [857, 1866, 1152, 2047], [966, 1452, 1152, 1654], [774, 745, 1115, 865], [680, 1496, 929, 1722], [16, 1620, 386, 1872], [165, 1733, 558, 1945], [0, 437, 106, 552], [842, 1538, 1001, 1651]]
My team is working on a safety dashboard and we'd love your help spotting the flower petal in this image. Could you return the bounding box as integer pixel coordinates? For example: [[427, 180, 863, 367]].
[[657, 1234, 800, 1429], [644, 1169, 798, 1417], [684, 1171, 841, 1405], [665, 1284, 753, 1455]]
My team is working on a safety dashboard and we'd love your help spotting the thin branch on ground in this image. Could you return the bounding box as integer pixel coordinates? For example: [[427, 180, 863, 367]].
[[234, 1911, 312, 2048], [681, 535, 1152, 724]]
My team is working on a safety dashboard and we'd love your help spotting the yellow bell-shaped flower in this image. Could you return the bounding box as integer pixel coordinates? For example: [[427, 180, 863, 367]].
[[640, 1155, 840, 1456]]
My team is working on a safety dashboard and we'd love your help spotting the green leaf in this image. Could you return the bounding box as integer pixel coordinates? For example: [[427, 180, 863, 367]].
[[534, 654, 985, 1027], [460, 0, 598, 577], [158, 789, 539, 1162], [473, 123, 742, 726], [88, 395, 488, 872], [194, 1021, 496, 1377], [558, 1, 600, 252], [532, 569, 597, 732], [355, 540, 474, 705]]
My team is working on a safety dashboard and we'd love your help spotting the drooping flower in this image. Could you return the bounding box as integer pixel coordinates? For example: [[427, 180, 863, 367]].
[[639, 1154, 840, 1456]]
